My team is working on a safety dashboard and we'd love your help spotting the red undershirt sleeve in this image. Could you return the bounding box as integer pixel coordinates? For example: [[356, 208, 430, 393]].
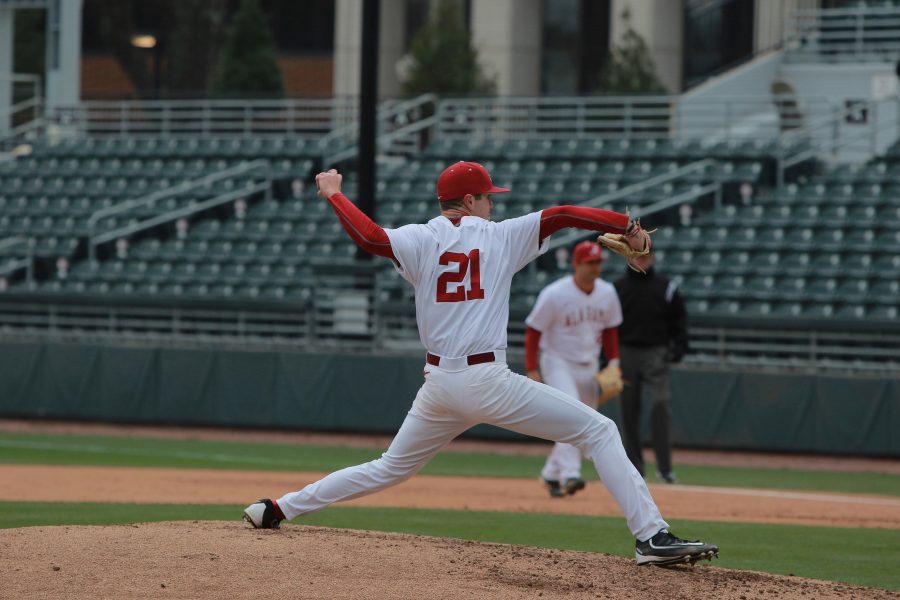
[[538, 205, 629, 242], [326, 192, 396, 260], [525, 326, 542, 371], [601, 327, 620, 361]]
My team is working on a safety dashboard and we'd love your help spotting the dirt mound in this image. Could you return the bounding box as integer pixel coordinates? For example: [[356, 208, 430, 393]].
[[1, 522, 894, 599]]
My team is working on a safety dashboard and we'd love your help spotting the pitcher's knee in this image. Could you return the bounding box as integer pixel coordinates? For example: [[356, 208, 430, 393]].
[[367, 455, 421, 484], [581, 412, 622, 447]]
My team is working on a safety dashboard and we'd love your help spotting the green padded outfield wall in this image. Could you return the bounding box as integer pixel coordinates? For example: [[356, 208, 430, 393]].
[[0, 340, 897, 456]]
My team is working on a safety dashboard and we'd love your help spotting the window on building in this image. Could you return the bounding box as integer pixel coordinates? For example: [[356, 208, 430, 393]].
[[683, 0, 755, 89], [541, 0, 610, 95]]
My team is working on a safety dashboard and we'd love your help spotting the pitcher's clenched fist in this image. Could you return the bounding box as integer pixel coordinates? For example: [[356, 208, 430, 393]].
[[316, 168, 343, 198]]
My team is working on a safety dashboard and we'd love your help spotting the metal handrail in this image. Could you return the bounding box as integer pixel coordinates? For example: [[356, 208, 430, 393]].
[[320, 94, 436, 145], [786, 4, 900, 61], [777, 94, 900, 184], [88, 183, 270, 262], [49, 98, 360, 138], [320, 94, 438, 165], [87, 160, 271, 261], [88, 160, 268, 230], [435, 95, 841, 141], [0, 97, 42, 121], [0, 297, 896, 373], [0, 235, 35, 281], [324, 113, 440, 167]]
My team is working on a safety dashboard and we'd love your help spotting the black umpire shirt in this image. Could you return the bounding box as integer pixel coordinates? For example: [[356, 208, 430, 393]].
[[613, 267, 689, 361]]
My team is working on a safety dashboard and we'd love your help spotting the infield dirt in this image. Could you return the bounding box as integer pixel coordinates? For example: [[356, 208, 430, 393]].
[[2, 521, 898, 600]]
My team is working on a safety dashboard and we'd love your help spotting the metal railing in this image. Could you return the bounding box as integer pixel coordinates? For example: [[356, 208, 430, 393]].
[[0, 301, 312, 350], [777, 94, 900, 184], [0, 236, 34, 282], [786, 4, 900, 62], [87, 160, 272, 261], [0, 74, 45, 151], [320, 94, 438, 165], [1, 297, 895, 374], [435, 96, 838, 142], [48, 98, 360, 138], [689, 325, 900, 374]]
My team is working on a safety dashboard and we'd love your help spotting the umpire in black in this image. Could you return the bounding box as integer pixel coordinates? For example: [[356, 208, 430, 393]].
[[613, 250, 688, 484]]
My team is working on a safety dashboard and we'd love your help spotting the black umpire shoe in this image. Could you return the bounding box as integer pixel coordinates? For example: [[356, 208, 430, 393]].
[[635, 529, 718, 566], [542, 478, 565, 498], [562, 478, 586, 496], [243, 498, 283, 529], [657, 471, 677, 484]]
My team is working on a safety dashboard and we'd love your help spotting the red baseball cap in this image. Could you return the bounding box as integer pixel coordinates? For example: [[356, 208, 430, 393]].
[[572, 241, 604, 263], [436, 161, 510, 202]]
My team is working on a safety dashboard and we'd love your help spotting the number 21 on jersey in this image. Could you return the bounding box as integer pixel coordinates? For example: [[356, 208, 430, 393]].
[[436, 249, 485, 302]]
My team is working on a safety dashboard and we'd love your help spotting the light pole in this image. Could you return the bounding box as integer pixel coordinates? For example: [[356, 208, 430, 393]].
[[130, 33, 161, 98]]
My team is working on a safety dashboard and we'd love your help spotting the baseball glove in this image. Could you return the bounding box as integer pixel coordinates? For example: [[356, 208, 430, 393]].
[[596, 364, 624, 405], [596, 218, 656, 273]]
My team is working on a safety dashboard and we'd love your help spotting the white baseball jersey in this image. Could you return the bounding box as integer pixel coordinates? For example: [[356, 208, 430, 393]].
[[385, 212, 548, 358], [526, 277, 623, 363], [275, 210, 669, 544]]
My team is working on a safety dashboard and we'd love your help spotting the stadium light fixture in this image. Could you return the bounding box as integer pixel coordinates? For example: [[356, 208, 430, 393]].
[[130, 34, 157, 49]]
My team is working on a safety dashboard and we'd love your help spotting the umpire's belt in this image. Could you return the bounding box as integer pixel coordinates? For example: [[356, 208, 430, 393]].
[[425, 350, 505, 370]]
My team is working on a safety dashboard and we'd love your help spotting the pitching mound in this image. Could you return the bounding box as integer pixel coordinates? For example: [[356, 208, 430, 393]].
[[1, 522, 895, 599]]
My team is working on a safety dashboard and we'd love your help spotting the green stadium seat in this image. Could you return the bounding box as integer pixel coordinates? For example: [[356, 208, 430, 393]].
[[803, 303, 836, 319], [745, 275, 776, 300], [772, 301, 804, 318], [868, 305, 898, 320]]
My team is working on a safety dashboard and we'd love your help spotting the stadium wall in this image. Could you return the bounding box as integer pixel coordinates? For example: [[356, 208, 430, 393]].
[[0, 340, 896, 457]]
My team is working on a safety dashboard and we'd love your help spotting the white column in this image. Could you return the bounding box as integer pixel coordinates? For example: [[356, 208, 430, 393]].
[[611, 0, 683, 93], [0, 8, 14, 135], [755, 0, 820, 52], [471, 0, 542, 96], [333, 0, 406, 99], [45, 0, 83, 111], [333, 0, 362, 98]]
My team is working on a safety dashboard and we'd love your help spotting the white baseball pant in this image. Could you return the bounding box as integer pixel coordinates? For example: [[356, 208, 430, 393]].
[[277, 360, 668, 541], [539, 352, 600, 483]]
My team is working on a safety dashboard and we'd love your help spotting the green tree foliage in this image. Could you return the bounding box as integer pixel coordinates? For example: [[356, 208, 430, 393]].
[[596, 9, 667, 94], [210, 0, 283, 97], [165, 1, 229, 93], [402, 0, 495, 97]]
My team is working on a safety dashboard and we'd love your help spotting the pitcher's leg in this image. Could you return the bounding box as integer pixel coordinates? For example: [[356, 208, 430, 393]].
[[277, 412, 469, 520], [484, 371, 667, 541]]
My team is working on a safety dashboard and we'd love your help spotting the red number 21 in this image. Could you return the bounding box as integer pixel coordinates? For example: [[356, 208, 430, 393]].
[[436, 249, 485, 302]]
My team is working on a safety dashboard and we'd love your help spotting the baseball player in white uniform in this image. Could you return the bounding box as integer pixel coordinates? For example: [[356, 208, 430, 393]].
[[244, 162, 718, 566], [525, 241, 622, 497]]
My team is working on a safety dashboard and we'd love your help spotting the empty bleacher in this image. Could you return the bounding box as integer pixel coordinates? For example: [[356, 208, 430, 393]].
[[0, 120, 897, 371]]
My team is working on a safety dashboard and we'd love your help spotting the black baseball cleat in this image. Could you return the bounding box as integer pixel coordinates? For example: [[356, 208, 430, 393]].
[[243, 498, 283, 529], [562, 477, 586, 496], [635, 529, 718, 566], [542, 478, 565, 498]]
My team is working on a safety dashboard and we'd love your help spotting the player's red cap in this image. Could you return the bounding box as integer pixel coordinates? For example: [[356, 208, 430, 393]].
[[572, 241, 604, 263], [436, 161, 510, 202]]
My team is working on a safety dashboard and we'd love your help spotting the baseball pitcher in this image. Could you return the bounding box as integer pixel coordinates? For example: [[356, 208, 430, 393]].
[[244, 162, 718, 566]]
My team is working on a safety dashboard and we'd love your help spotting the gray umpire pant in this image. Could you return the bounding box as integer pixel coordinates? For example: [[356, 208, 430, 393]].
[[619, 345, 672, 477]]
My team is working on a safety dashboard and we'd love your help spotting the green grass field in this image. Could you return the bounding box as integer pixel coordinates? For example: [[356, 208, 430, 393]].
[[1, 431, 898, 590], [2, 431, 898, 495]]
